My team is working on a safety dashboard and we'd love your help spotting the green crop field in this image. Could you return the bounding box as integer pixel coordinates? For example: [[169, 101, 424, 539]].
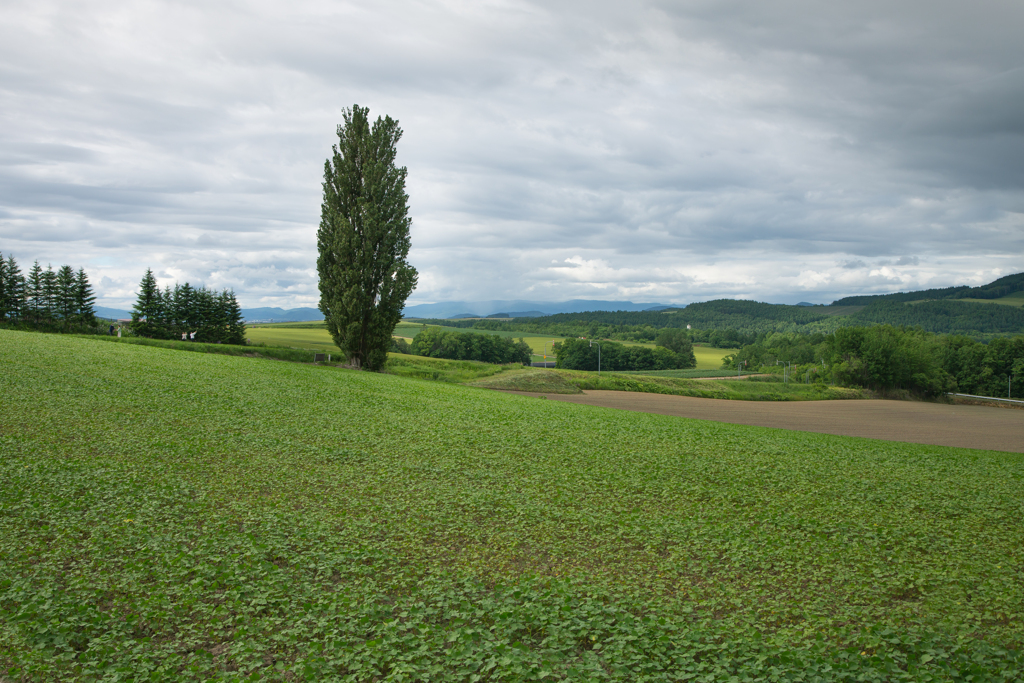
[[692, 345, 731, 369], [246, 326, 341, 352], [252, 322, 566, 362], [2, 329, 1022, 680]]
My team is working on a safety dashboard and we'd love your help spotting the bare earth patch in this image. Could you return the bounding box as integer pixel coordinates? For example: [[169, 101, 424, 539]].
[[498, 390, 1024, 453]]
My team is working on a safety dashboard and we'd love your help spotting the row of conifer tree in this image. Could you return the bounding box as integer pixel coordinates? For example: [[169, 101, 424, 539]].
[[0, 252, 97, 326], [131, 268, 246, 345]]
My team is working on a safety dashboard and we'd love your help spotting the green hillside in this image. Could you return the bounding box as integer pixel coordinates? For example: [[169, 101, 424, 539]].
[[2, 330, 1023, 679], [959, 290, 1024, 307], [849, 299, 1024, 334], [833, 272, 1024, 306]]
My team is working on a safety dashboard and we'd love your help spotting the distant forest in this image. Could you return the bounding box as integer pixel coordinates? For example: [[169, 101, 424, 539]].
[[832, 272, 1024, 305], [409, 272, 1024, 340], [411, 294, 1024, 340]]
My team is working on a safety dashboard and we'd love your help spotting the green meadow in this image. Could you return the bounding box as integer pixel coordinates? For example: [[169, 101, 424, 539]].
[[2, 330, 1022, 680]]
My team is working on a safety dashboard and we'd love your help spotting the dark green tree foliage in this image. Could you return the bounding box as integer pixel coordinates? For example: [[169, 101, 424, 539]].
[[554, 338, 695, 372], [722, 326, 1024, 398], [318, 105, 418, 371], [832, 286, 972, 306], [74, 268, 96, 325], [411, 328, 531, 364], [954, 272, 1024, 300], [390, 337, 412, 354], [40, 265, 57, 320], [132, 269, 164, 338], [55, 265, 76, 322], [655, 328, 697, 366], [24, 261, 44, 322], [1, 255, 95, 327], [723, 332, 831, 369], [219, 290, 247, 345], [832, 271, 1024, 305], [823, 326, 955, 397], [130, 269, 246, 344], [941, 335, 1024, 398], [0, 253, 25, 320], [850, 300, 1024, 335]]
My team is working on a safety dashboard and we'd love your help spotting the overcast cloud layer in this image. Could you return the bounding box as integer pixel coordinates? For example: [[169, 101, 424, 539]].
[[2, 0, 1023, 308]]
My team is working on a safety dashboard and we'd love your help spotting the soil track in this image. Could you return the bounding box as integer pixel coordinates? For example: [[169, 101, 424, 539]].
[[504, 390, 1024, 453]]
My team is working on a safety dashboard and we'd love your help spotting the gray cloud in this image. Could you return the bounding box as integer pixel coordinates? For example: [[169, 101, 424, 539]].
[[1, 0, 1022, 309]]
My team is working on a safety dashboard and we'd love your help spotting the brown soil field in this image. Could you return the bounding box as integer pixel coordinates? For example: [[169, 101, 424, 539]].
[[500, 390, 1024, 453]]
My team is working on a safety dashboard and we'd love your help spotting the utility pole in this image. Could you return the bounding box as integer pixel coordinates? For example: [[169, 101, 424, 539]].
[[590, 339, 602, 375]]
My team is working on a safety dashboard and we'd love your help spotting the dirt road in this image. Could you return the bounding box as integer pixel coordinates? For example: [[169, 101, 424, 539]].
[[504, 390, 1024, 453]]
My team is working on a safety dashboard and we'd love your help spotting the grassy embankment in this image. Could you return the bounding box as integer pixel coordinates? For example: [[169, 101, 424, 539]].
[[466, 366, 864, 400], [84, 329, 839, 401], [1, 329, 1022, 680]]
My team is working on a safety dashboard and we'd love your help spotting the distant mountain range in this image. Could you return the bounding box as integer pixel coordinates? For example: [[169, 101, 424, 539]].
[[238, 307, 326, 323], [94, 306, 133, 320]]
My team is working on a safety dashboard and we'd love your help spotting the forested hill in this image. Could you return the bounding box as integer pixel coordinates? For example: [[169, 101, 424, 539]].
[[831, 286, 970, 306], [957, 272, 1024, 300], [411, 300, 850, 341], [832, 272, 1024, 305], [410, 295, 1024, 338], [849, 299, 1024, 334]]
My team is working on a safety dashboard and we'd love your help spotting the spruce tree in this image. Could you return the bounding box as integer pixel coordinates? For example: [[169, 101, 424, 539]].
[[221, 290, 246, 345], [131, 268, 163, 337], [41, 265, 57, 321], [26, 261, 44, 322], [5, 255, 25, 321], [175, 283, 196, 334], [0, 253, 7, 320], [161, 286, 174, 333], [74, 268, 96, 325], [56, 265, 76, 322], [317, 104, 418, 370], [194, 287, 215, 341]]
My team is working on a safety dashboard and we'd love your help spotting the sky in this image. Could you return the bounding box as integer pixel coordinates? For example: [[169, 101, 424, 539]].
[[2, 0, 1023, 310]]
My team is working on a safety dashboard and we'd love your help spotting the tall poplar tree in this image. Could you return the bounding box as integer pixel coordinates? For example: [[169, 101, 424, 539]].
[[317, 105, 418, 370]]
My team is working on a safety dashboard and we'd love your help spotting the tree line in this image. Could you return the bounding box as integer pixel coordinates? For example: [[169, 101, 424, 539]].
[[722, 326, 1024, 398], [407, 327, 531, 364], [554, 338, 696, 372], [850, 300, 1024, 335], [131, 268, 246, 345], [0, 252, 97, 328]]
